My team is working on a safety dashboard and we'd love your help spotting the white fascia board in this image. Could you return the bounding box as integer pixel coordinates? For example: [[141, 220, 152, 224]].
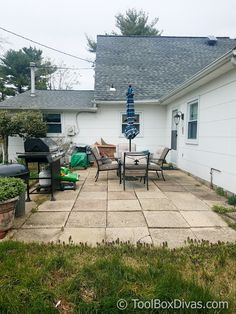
[[94, 99, 160, 105]]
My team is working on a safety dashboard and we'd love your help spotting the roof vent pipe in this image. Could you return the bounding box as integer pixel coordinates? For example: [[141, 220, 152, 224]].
[[231, 49, 236, 66], [207, 35, 217, 46], [30, 62, 36, 96]]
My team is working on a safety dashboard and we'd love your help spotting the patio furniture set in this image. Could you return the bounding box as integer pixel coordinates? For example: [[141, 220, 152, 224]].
[[90, 144, 171, 190]]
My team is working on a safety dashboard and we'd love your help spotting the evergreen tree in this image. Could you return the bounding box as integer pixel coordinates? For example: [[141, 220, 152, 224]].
[[86, 8, 161, 52], [0, 47, 56, 97]]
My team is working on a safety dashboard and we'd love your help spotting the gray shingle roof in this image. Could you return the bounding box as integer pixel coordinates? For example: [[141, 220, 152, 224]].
[[0, 90, 94, 110], [94, 35, 236, 101]]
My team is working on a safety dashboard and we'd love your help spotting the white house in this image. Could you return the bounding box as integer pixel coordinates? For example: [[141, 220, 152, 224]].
[[1, 35, 236, 193], [161, 49, 236, 194]]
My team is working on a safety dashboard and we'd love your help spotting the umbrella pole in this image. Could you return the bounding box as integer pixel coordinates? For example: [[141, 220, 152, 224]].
[[129, 138, 131, 152]]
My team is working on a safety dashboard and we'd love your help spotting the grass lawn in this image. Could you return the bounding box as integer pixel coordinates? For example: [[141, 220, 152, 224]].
[[0, 241, 236, 313]]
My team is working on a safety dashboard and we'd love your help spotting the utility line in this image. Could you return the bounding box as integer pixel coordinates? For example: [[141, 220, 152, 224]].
[[0, 26, 94, 64], [38, 66, 93, 70]]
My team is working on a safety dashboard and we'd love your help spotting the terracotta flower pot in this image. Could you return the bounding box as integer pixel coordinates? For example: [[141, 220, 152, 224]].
[[0, 197, 18, 239]]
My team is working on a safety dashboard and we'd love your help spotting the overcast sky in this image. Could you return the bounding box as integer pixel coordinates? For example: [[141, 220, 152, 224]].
[[0, 0, 235, 89]]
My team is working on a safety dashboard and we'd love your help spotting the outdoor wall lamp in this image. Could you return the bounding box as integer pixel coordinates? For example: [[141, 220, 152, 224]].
[[174, 111, 184, 126], [109, 84, 116, 91]]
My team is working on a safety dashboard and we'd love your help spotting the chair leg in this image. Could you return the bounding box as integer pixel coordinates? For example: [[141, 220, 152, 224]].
[[161, 170, 165, 181], [95, 170, 99, 182], [156, 171, 160, 178], [147, 175, 149, 190], [123, 174, 125, 190]]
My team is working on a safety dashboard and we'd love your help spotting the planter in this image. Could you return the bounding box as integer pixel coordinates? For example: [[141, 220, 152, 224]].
[[0, 197, 18, 239]]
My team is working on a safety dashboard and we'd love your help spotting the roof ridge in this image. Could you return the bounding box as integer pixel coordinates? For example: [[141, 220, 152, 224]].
[[97, 35, 233, 39], [32, 89, 94, 92]]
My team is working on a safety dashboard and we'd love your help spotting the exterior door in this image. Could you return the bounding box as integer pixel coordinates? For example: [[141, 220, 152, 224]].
[[171, 109, 178, 164]]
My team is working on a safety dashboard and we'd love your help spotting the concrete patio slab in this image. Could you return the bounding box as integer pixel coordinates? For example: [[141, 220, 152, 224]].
[[84, 180, 107, 186], [108, 200, 141, 211], [58, 228, 106, 246], [106, 227, 152, 244], [54, 189, 80, 201], [193, 192, 226, 201], [166, 192, 210, 211], [108, 191, 136, 200], [133, 184, 160, 192], [78, 192, 107, 200], [175, 177, 199, 185], [139, 198, 178, 211], [8, 168, 236, 248], [82, 185, 107, 192], [144, 211, 190, 228], [150, 228, 197, 248], [23, 212, 69, 228], [38, 200, 74, 212], [13, 201, 36, 229], [201, 200, 227, 208], [158, 185, 187, 192], [66, 212, 106, 228], [192, 227, 236, 243], [73, 199, 107, 211], [12, 228, 61, 243], [136, 191, 167, 199], [181, 211, 228, 227], [107, 211, 147, 227], [108, 184, 124, 192]]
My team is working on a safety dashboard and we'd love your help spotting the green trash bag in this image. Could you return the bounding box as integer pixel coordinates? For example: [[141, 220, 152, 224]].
[[70, 152, 89, 169], [59, 167, 79, 182]]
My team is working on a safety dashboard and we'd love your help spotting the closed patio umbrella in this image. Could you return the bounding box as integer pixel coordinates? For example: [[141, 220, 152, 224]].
[[124, 85, 139, 151]]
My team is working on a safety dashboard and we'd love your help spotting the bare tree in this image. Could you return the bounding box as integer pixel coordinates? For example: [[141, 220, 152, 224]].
[[48, 63, 80, 90]]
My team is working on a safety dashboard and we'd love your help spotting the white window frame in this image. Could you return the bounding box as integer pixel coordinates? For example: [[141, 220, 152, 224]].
[[186, 100, 199, 144], [44, 112, 63, 136], [120, 111, 143, 137]]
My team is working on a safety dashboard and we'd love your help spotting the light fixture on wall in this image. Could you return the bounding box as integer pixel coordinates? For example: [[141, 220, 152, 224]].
[[109, 84, 116, 91], [174, 111, 184, 126]]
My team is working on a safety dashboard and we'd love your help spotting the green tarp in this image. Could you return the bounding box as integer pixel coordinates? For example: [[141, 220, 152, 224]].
[[70, 152, 89, 169]]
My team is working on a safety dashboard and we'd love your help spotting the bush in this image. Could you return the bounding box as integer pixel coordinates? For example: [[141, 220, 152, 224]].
[[228, 195, 236, 206], [0, 177, 25, 202], [215, 187, 225, 197]]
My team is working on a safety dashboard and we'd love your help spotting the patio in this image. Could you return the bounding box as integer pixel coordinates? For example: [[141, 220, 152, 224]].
[[8, 168, 236, 248]]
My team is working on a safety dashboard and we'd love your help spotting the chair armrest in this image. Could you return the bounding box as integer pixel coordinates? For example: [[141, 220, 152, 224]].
[[150, 158, 165, 165]]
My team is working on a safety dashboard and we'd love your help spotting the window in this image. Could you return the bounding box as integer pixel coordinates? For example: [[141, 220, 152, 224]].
[[187, 101, 198, 140], [121, 113, 140, 134], [44, 114, 62, 133]]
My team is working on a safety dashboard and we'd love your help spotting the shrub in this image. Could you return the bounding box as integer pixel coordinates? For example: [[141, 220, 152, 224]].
[[0, 177, 25, 202], [227, 195, 236, 206], [215, 187, 225, 197]]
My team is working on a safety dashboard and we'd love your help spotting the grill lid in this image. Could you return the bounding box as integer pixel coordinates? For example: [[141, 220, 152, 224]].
[[0, 163, 29, 177], [24, 138, 59, 153]]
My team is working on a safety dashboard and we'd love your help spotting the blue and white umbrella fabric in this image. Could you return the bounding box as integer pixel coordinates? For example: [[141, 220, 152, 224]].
[[124, 85, 139, 141]]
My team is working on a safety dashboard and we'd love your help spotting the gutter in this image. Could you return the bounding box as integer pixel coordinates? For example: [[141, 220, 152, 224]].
[[94, 99, 160, 105], [160, 48, 236, 105]]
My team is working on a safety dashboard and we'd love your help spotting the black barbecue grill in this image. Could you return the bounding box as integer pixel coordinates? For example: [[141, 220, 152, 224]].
[[18, 138, 65, 201]]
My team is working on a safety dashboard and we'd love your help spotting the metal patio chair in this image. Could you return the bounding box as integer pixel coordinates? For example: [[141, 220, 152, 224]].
[[148, 147, 171, 181], [121, 151, 150, 190], [90, 146, 120, 182]]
